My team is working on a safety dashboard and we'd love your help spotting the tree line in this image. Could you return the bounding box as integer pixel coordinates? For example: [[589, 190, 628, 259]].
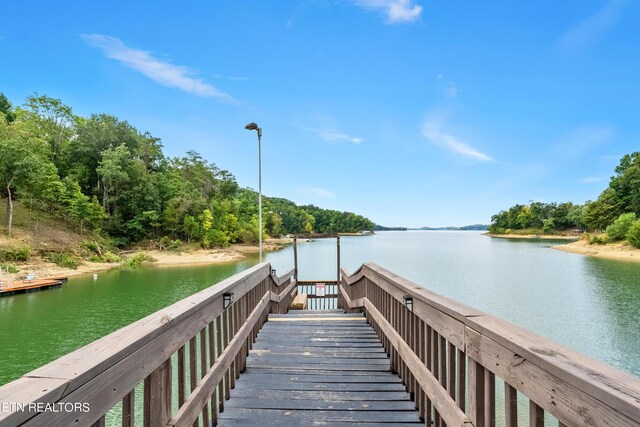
[[489, 151, 640, 247], [0, 93, 374, 248]]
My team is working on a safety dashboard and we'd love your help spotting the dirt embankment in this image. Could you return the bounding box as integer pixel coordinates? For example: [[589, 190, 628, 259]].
[[486, 233, 579, 240], [552, 239, 640, 263], [3, 239, 291, 282]]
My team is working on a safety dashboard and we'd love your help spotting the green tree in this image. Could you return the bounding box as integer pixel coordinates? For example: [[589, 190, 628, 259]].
[[66, 114, 139, 195], [0, 93, 16, 122], [626, 220, 640, 248], [0, 118, 51, 236], [65, 179, 106, 235], [96, 144, 131, 215], [609, 152, 640, 216], [182, 215, 200, 243], [20, 161, 63, 235], [21, 94, 75, 169], [606, 213, 636, 241], [583, 188, 622, 231]]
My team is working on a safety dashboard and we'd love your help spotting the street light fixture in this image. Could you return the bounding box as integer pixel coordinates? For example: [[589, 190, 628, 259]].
[[245, 122, 263, 263]]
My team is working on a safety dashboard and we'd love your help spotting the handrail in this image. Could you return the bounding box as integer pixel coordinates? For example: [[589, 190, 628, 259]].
[[0, 262, 297, 426], [340, 263, 640, 427]]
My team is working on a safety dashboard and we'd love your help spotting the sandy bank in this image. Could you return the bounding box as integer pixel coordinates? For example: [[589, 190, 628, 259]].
[[6, 239, 291, 282], [552, 240, 640, 263], [487, 233, 579, 240]]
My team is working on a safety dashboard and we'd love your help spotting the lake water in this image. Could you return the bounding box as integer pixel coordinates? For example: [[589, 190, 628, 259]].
[[1, 230, 639, 388]]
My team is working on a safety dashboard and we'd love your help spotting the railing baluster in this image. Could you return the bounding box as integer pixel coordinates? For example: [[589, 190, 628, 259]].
[[217, 314, 226, 413], [208, 321, 217, 426], [484, 370, 496, 427], [456, 348, 466, 411], [188, 337, 199, 427], [144, 358, 172, 427], [529, 401, 544, 427], [122, 389, 134, 427], [439, 336, 447, 396], [469, 358, 486, 427], [418, 318, 426, 420], [448, 342, 456, 402], [425, 324, 433, 425], [200, 328, 209, 427], [178, 346, 186, 407], [505, 383, 518, 427], [432, 329, 441, 426]]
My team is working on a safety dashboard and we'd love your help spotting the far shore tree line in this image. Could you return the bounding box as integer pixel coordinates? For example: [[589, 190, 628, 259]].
[[0, 93, 374, 251], [489, 151, 640, 248]]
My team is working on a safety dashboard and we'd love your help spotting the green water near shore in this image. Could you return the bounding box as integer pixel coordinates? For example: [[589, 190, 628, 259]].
[[1, 230, 639, 387]]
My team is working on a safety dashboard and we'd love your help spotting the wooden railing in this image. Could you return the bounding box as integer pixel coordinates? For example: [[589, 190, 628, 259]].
[[0, 263, 296, 427], [339, 263, 640, 427]]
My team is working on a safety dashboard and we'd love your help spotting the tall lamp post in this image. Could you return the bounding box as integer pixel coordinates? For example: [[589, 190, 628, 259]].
[[244, 122, 263, 263]]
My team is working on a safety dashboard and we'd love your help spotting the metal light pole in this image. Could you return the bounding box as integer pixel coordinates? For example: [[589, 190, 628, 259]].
[[244, 122, 263, 263]]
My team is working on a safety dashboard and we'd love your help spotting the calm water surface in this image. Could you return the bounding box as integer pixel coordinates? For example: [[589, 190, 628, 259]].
[[1, 231, 639, 387]]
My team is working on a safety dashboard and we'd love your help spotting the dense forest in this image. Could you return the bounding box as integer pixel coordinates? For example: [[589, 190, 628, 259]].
[[489, 151, 640, 247], [0, 93, 374, 249]]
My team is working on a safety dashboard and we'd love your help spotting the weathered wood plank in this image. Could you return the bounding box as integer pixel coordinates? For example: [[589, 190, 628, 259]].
[[225, 398, 417, 411], [233, 381, 408, 392], [233, 372, 403, 383], [218, 408, 421, 423], [227, 390, 412, 401]]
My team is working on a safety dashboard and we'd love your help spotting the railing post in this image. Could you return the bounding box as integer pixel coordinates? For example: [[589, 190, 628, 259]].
[[293, 237, 298, 283], [336, 236, 341, 285]]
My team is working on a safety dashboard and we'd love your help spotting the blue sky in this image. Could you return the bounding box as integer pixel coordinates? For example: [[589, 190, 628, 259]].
[[1, 1, 639, 227]]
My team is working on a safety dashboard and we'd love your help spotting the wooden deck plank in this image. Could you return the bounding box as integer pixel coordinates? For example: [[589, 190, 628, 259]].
[[227, 390, 412, 400], [218, 408, 421, 423], [234, 382, 408, 392], [218, 311, 422, 426], [225, 397, 418, 411]]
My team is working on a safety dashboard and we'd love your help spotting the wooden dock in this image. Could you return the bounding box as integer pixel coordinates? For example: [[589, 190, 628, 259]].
[[218, 310, 421, 426], [0, 277, 65, 297], [1, 244, 639, 427]]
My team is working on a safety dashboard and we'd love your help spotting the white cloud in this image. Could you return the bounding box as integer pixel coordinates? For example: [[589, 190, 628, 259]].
[[299, 186, 336, 198], [581, 176, 605, 184], [352, 0, 422, 23], [560, 0, 627, 49], [303, 127, 364, 144], [83, 34, 236, 103], [422, 115, 494, 162]]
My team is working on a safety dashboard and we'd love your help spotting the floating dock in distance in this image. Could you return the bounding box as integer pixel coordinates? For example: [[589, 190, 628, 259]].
[[0, 277, 66, 297]]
